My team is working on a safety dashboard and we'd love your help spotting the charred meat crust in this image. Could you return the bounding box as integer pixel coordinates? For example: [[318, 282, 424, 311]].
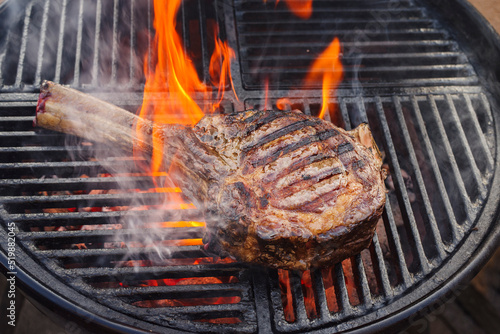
[[194, 109, 386, 270]]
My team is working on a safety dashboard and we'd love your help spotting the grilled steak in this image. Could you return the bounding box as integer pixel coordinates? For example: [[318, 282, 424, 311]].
[[36, 82, 386, 270], [188, 109, 386, 269]]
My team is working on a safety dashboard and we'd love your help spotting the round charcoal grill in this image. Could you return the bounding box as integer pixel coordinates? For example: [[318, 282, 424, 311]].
[[1, 0, 500, 333]]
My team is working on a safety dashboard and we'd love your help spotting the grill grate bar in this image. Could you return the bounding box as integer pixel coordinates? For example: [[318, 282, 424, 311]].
[[0, 26, 11, 86], [289, 271, 309, 324], [197, 0, 211, 84], [0, 160, 122, 178], [339, 99, 352, 130], [445, 94, 487, 195], [427, 95, 474, 217], [352, 254, 372, 307], [239, 28, 444, 37], [246, 64, 474, 75], [0, 159, 134, 169], [409, 95, 462, 242], [61, 263, 245, 278], [334, 262, 353, 316], [240, 26, 440, 40], [463, 94, 494, 168], [91, 0, 102, 86], [240, 40, 461, 56], [243, 51, 465, 62], [0, 132, 69, 147], [370, 232, 392, 297], [0, 116, 36, 122], [133, 302, 251, 317], [354, 96, 369, 125], [251, 269, 273, 332], [393, 96, 446, 258], [14, 2, 34, 88], [479, 93, 494, 124], [110, 0, 120, 86], [17, 227, 203, 241], [0, 145, 91, 154], [54, 0, 68, 84], [236, 7, 424, 18], [34, 0, 50, 85], [0, 175, 153, 188], [310, 268, 331, 320], [374, 96, 430, 274], [96, 283, 248, 297], [31, 245, 207, 259], [72, 0, 84, 86], [0, 192, 171, 209], [128, 0, 136, 85], [0, 180, 151, 197], [382, 198, 413, 287], [9, 208, 202, 223], [238, 18, 435, 29]]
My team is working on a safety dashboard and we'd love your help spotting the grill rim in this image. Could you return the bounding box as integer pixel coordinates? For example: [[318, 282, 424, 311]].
[[1, 0, 500, 333]]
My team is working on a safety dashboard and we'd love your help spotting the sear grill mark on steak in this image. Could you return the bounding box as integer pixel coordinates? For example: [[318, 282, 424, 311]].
[[242, 119, 322, 153], [261, 144, 327, 183], [273, 158, 345, 197], [273, 172, 346, 211], [243, 128, 341, 174], [240, 110, 290, 135], [35, 84, 386, 270], [335, 141, 354, 155]]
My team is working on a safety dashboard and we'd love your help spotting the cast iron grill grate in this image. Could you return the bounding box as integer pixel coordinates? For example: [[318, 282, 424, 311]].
[[234, 0, 477, 89], [0, 0, 499, 333]]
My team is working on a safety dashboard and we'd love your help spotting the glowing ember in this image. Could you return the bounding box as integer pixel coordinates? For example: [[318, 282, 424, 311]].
[[278, 269, 296, 322], [300, 270, 318, 319]]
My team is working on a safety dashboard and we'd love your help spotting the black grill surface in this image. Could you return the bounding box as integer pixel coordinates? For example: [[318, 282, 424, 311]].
[[1, 0, 500, 333]]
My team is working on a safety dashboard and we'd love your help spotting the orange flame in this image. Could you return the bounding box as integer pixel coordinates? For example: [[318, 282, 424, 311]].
[[137, 0, 238, 176], [270, 0, 313, 19], [139, 0, 207, 126], [276, 98, 291, 111], [304, 37, 343, 119], [283, 0, 313, 19], [209, 31, 239, 112], [133, 0, 241, 250]]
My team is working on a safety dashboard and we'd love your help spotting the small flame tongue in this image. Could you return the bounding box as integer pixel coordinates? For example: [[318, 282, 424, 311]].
[[266, 0, 313, 19], [304, 37, 343, 119], [282, 0, 313, 19], [210, 30, 240, 112]]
